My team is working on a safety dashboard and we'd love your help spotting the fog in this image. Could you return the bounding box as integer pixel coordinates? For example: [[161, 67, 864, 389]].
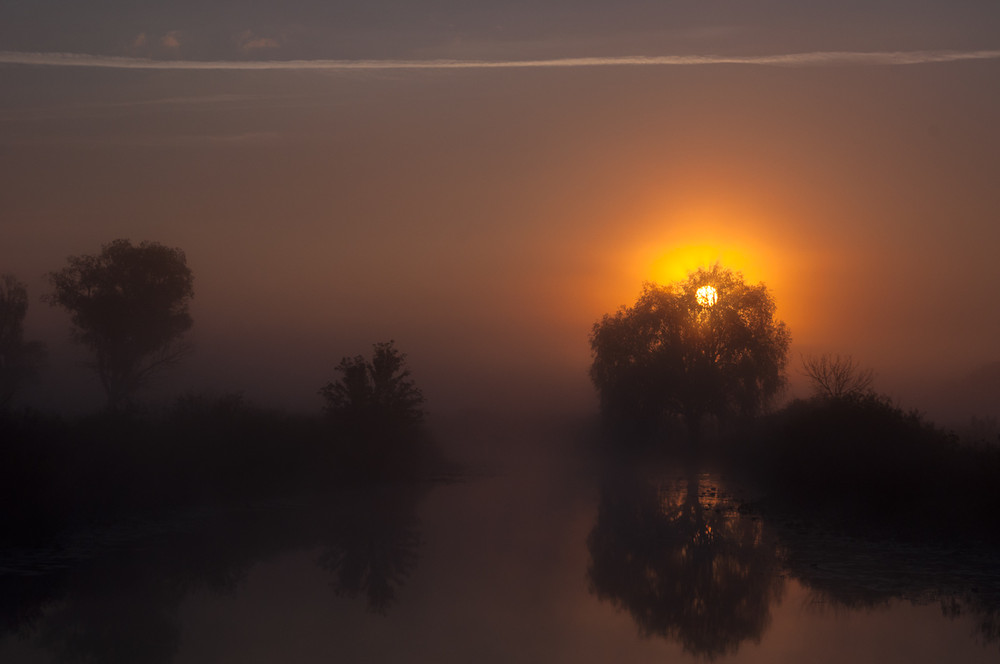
[[3, 58, 1000, 425], [7, 5, 1000, 663]]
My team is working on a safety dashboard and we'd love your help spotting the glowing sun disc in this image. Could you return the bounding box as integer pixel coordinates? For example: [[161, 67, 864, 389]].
[[696, 285, 718, 307]]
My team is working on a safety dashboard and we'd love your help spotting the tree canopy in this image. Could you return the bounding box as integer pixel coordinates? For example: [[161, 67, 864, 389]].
[[47, 239, 194, 410], [590, 265, 790, 439], [319, 341, 425, 437]]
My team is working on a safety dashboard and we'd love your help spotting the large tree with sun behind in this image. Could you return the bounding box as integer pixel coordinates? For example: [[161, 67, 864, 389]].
[[590, 265, 790, 441]]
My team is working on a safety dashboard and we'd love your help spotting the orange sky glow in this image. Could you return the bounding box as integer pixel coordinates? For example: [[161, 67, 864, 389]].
[[2, 52, 999, 421]]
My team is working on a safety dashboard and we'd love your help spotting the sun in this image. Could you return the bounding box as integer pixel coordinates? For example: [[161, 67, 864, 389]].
[[696, 285, 718, 307]]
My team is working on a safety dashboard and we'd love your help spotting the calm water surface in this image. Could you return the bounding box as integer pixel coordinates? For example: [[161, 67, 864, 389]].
[[1, 418, 998, 662]]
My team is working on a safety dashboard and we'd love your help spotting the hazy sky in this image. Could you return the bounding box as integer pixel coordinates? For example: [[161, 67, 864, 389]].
[[2, 1, 999, 419]]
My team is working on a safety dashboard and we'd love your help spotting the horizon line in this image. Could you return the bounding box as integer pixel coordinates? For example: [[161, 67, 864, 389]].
[[2, 49, 1000, 71]]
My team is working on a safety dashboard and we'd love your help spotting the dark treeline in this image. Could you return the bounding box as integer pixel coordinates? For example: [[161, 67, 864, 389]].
[[715, 391, 1000, 542], [5, 249, 998, 548], [0, 389, 447, 547], [1, 239, 450, 549]]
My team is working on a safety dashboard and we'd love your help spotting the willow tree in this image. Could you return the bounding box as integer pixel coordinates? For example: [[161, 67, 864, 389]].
[[590, 265, 790, 440], [47, 239, 194, 410]]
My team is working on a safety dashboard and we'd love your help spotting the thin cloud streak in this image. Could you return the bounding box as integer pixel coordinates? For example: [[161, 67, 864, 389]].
[[1, 49, 999, 71]]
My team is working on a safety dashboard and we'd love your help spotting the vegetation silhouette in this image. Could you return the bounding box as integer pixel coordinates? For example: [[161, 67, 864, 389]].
[[0, 274, 46, 410], [0, 241, 449, 659], [801, 352, 874, 399], [588, 268, 1000, 543], [0, 385, 447, 550], [319, 341, 429, 478], [719, 389, 1000, 541], [587, 462, 784, 660], [587, 265, 1000, 654], [0, 396, 309, 543], [590, 265, 790, 444], [0, 333, 444, 658], [46, 239, 194, 410], [16, 234, 1000, 659]]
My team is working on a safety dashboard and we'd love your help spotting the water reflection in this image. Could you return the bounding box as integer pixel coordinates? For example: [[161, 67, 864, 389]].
[[779, 520, 1000, 649], [33, 559, 189, 664], [0, 483, 429, 662], [0, 534, 249, 664], [6, 438, 1000, 662], [586, 465, 784, 659], [318, 485, 424, 615], [586, 454, 1000, 658]]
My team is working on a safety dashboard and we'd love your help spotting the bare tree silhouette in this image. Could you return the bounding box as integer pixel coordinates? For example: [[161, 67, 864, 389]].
[[801, 353, 874, 399]]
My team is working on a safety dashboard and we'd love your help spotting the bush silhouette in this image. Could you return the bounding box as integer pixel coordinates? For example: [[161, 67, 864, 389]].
[[319, 341, 427, 475]]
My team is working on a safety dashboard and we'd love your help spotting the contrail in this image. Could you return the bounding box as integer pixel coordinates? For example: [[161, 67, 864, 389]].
[[1, 49, 999, 70]]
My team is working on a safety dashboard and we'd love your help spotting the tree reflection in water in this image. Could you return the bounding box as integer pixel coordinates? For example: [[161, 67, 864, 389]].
[[587, 466, 784, 660], [33, 559, 191, 664], [317, 485, 424, 615], [0, 483, 428, 662], [1, 533, 248, 664]]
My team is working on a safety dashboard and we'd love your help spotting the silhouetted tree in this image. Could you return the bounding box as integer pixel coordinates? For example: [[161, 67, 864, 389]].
[[319, 341, 428, 474], [590, 265, 790, 440], [46, 240, 194, 410], [0, 274, 46, 409], [320, 341, 425, 435], [801, 353, 874, 399]]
